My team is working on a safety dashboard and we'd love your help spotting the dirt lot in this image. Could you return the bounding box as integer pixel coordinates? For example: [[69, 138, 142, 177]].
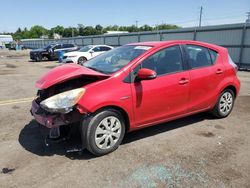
[[0, 49, 249, 188]]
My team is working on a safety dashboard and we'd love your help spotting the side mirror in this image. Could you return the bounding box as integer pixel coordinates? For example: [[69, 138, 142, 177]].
[[136, 68, 157, 81], [89, 50, 94, 53]]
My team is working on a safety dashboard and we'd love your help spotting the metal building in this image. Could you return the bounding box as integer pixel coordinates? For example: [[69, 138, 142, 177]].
[[0, 35, 13, 48]]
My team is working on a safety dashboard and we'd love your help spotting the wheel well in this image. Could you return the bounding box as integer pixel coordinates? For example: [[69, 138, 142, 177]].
[[95, 106, 130, 132], [223, 85, 237, 98], [79, 56, 87, 60]]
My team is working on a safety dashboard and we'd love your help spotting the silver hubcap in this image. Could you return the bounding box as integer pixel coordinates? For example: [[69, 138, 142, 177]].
[[95, 116, 121, 150], [219, 92, 233, 115]]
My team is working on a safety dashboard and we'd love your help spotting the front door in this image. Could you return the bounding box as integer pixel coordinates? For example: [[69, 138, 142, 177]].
[[131, 45, 190, 127]]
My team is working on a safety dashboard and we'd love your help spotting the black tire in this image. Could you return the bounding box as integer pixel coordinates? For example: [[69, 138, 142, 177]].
[[77, 57, 87, 65], [35, 54, 42, 62], [211, 89, 235, 118], [81, 109, 125, 156]]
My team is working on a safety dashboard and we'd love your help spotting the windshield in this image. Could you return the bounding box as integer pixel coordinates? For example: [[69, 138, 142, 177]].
[[80, 46, 93, 52], [83, 45, 151, 74], [43, 44, 54, 50]]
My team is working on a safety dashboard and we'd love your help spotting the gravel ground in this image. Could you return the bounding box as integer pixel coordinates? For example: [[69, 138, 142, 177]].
[[0, 49, 249, 188]]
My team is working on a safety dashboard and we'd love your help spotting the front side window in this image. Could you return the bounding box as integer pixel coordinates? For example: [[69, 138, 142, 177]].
[[54, 44, 62, 49], [93, 47, 102, 52], [141, 45, 183, 75], [44, 44, 53, 50], [185, 45, 212, 68], [62, 44, 69, 48], [83, 45, 151, 74]]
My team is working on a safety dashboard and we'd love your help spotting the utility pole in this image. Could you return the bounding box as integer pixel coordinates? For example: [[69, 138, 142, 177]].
[[135, 20, 139, 27], [246, 12, 250, 23], [199, 6, 203, 27], [72, 28, 74, 37]]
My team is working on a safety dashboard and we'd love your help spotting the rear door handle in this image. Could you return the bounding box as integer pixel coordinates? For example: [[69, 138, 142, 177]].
[[179, 78, 189, 85], [216, 69, 223, 74]]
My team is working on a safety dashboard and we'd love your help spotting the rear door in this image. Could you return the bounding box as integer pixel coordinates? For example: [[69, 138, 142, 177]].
[[183, 44, 223, 112], [131, 45, 190, 127]]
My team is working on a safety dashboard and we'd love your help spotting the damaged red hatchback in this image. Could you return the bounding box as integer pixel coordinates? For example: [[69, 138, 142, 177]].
[[31, 40, 240, 156]]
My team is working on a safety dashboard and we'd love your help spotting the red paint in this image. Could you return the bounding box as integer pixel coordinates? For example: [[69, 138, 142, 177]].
[[36, 63, 109, 89], [32, 40, 240, 130], [137, 68, 157, 80]]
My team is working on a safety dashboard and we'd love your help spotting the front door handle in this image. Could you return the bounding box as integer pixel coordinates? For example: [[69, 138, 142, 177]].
[[179, 78, 189, 85], [216, 69, 223, 74]]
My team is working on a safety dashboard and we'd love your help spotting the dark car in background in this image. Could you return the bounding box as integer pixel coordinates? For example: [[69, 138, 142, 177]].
[[30, 44, 79, 61]]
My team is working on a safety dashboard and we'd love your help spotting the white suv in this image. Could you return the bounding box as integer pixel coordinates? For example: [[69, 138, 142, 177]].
[[62, 45, 113, 65]]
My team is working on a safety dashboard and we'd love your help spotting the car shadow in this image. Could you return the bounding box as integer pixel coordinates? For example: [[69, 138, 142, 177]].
[[18, 120, 94, 159], [123, 112, 215, 145], [28, 60, 58, 63], [19, 113, 214, 160]]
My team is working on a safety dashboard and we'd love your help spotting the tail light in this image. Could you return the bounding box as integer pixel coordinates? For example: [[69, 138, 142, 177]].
[[228, 55, 238, 73]]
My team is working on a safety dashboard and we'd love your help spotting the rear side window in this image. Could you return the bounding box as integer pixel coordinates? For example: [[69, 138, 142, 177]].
[[100, 46, 112, 51], [141, 45, 183, 75], [185, 45, 212, 68], [63, 44, 74, 48]]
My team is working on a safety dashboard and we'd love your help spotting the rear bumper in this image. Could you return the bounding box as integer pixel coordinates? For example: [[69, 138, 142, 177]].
[[235, 76, 241, 96], [30, 99, 81, 128]]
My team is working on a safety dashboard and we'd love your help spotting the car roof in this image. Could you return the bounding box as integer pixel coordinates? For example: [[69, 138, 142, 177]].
[[86, 44, 112, 47], [128, 40, 226, 51]]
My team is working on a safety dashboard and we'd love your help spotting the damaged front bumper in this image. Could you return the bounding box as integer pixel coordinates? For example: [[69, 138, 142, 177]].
[[30, 99, 82, 129]]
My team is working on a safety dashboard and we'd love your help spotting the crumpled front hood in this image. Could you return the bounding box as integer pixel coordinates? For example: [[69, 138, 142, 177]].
[[36, 64, 109, 89]]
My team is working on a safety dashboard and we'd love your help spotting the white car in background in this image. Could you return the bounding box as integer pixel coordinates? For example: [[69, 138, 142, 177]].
[[62, 45, 113, 65]]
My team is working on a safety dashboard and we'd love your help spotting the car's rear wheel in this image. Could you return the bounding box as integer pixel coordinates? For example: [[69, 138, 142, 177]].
[[212, 89, 235, 118], [77, 57, 87, 65], [81, 109, 125, 156]]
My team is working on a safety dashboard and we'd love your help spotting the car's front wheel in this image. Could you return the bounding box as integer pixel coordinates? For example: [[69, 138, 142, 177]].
[[35, 54, 42, 62], [81, 109, 125, 156], [77, 57, 87, 65], [212, 89, 235, 118]]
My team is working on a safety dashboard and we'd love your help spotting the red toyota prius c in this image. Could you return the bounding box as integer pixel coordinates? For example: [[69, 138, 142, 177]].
[[31, 40, 240, 156]]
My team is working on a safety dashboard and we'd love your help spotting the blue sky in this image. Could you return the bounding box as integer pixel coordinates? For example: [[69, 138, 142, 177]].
[[0, 0, 249, 32]]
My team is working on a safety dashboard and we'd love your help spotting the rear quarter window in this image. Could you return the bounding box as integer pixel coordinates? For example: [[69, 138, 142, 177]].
[[209, 49, 218, 64]]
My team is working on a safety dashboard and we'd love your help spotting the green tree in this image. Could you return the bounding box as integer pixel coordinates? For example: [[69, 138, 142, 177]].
[[50, 25, 64, 38], [78, 25, 85, 36], [9, 23, 181, 40], [157, 24, 179, 30], [140, 24, 153, 31], [95, 24, 103, 34], [29, 25, 48, 38]]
